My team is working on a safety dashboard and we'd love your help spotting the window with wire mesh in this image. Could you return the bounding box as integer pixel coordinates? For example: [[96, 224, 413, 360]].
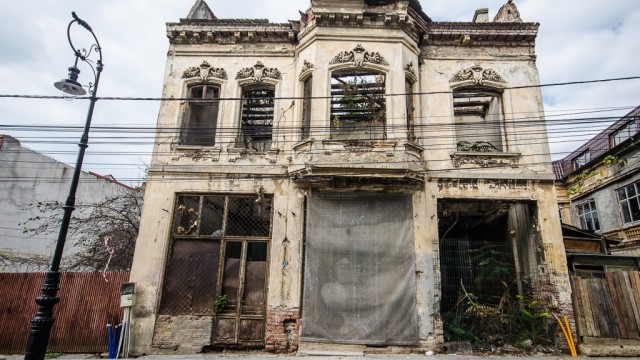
[[159, 194, 272, 315], [239, 87, 275, 152], [181, 84, 219, 146], [330, 69, 386, 140]]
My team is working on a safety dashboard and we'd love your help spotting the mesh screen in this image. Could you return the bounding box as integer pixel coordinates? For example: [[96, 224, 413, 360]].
[[302, 193, 419, 345]]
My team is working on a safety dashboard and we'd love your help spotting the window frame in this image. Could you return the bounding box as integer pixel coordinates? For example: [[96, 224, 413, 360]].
[[405, 77, 417, 142], [180, 83, 221, 146], [300, 75, 313, 140], [610, 119, 639, 147], [452, 87, 506, 152], [573, 150, 591, 170], [616, 181, 640, 224], [237, 85, 276, 152], [576, 199, 600, 231]]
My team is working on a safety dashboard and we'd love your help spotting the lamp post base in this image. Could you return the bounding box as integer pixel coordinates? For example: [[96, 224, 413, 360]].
[[24, 271, 61, 360]]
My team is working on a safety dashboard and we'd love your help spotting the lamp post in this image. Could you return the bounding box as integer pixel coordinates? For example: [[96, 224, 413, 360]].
[[24, 12, 103, 360]]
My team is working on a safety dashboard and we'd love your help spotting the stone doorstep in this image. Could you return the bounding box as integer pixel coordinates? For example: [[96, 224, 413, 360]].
[[297, 342, 366, 356], [579, 338, 640, 357]]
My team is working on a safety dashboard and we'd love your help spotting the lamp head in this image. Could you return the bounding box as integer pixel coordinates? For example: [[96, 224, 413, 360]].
[[54, 66, 87, 96]]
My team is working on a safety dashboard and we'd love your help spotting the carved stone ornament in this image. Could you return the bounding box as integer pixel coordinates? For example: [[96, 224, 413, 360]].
[[301, 60, 314, 74], [329, 44, 389, 67], [451, 153, 520, 168], [457, 141, 501, 153], [450, 65, 506, 87], [404, 63, 417, 80], [182, 60, 228, 81], [236, 61, 282, 82], [172, 149, 221, 162]]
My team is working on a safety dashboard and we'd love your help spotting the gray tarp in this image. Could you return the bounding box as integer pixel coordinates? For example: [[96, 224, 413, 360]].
[[302, 193, 419, 345]]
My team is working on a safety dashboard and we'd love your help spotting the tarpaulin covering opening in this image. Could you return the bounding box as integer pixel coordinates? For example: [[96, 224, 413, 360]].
[[302, 193, 419, 345]]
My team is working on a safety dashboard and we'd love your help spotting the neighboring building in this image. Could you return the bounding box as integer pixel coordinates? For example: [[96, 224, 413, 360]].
[[130, 0, 572, 354], [0, 134, 137, 271], [554, 106, 640, 256]]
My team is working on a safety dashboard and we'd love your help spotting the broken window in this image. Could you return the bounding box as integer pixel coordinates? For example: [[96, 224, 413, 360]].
[[330, 69, 386, 140], [159, 194, 272, 320], [301, 76, 313, 140], [617, 181, 640, 224], [610, 119, 639, 147], [453, 89, 504, 152], [239, 87, 275, 152], [576, 199, 600, 231], [437, 201, 544, 345], [181, 84, 219, 146], [405, 78, 416, 142]]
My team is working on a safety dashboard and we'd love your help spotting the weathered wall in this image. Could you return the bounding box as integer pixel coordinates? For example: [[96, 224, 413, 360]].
[[0, 135, 134, 272]]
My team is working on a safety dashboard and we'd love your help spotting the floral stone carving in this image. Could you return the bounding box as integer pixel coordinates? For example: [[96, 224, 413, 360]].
[[182, 60, 228, 81], [236, 61, 282, 82], [450, 65, 506, 87], [329, 44, 389, 67]]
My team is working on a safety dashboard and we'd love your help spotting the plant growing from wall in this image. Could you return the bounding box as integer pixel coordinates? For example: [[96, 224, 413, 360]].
[[215, 294, 228, 313]]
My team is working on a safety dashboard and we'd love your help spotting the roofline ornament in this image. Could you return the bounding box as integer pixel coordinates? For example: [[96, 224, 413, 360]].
[[182, 60, 228, 80], [329, 44, 389, 67], [450, 65, 506, 87], [236, 61, 282, 82]]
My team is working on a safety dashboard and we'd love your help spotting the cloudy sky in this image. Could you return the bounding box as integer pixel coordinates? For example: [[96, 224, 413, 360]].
[[0, 0, 638, 186]]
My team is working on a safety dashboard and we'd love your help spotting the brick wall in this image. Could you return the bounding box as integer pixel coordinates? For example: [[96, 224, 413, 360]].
[[265, 307, 300, 353]]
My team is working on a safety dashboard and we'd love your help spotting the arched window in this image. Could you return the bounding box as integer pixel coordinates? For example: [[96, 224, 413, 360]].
[[453, 88, 504, 152], [181, 84, 220, 146], [239, 86, 275, 152], [330, 69, 386, 140]]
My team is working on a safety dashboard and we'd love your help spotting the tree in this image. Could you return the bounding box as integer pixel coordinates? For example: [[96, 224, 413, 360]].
[[19, 189, 143, 272]]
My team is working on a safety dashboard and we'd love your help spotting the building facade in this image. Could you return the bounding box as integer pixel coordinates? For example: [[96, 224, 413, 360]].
[[554, 106, 640, 256], [130, 0, 572, 354], [0, 134, 137, 271]]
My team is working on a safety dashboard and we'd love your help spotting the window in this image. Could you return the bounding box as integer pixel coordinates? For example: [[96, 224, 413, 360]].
[[573, 150, 591, 170], [617, 181, 640, 223], [301, 77, 313, 140], [454, 89, 503, 151], [181, 85, 220, 146], [160, 194, 272, 316], [405, 79, 416, 142], [577, 200, 600, 231], [239, 87, 275, 151], [610, 120, 639, 147], [330, 69, 386, 140]]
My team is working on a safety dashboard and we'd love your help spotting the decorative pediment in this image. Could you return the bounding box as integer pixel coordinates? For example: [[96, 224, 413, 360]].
[[451, 151, 520, 168], [236, 61, 282, 82], [182, 60, 228, 81], [329, 44, 389, 67], [450, 65, 506, 88]]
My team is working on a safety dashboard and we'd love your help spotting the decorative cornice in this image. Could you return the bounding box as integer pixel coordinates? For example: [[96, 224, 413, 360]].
[[166, 21, 296, 45], [450, 65, 506, 88], [182, 60, 228, 81], [236, 61, 282, 82], [457, 141, 501, 153], [425, 22, 538, 46], [451, 151, 521, 168], [329, 44, 389, 67]]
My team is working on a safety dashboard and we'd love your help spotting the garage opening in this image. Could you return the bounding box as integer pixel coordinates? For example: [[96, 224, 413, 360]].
[[302, 193, 419, 345], [437, 200, 550, 347]]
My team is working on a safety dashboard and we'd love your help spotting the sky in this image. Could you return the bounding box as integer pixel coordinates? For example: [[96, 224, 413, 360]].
[[0, 0, 639, 186]]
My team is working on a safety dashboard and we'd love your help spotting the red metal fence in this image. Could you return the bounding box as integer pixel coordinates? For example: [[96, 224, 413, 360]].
[[0, 272, 129, 354]]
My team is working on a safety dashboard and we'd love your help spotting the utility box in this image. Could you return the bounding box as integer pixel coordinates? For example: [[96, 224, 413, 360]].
[[121, 282, 135, 308]]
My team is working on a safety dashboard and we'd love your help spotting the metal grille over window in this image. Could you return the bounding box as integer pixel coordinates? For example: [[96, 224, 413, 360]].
[[405, 79, 416, 142], [240, 88, 275, 152], [453, 89, 504, 152], [159, 194, 272, 317], [181, 85, 219, 146], [330, 70, 386, 140]]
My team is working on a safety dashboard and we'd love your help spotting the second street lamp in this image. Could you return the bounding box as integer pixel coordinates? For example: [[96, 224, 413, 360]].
[[24, 12, 103, 360]]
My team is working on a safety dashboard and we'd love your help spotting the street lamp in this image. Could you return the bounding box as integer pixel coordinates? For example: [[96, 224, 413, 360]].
[[24, 12, 103, 360]]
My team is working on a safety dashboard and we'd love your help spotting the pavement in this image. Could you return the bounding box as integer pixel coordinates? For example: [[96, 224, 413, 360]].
[[0, 354, 634, 360]]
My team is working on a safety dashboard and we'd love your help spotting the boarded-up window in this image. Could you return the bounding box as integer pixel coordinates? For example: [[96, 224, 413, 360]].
[[302, 193, 419, 345], [454, 89, 503, 151], [330, 70, 386, 140], [181, 84, 219, 146], [239, 87, 275, 151], [159, 194, 272, 316]]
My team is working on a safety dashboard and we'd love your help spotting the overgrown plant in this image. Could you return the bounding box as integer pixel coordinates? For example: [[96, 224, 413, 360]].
[[215, 294, 228, 313]]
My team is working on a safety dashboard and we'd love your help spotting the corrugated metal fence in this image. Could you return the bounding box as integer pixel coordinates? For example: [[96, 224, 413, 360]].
[[0, 272, 129, 354], [571, 271, 640, 340]]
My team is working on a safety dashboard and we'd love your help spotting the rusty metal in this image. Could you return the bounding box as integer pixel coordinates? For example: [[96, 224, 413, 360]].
[[160, 193, 271, 346], [0, 272, 128, 354]]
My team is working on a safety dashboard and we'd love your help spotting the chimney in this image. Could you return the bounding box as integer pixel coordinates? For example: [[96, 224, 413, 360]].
[[473, 8, 489, 23]]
